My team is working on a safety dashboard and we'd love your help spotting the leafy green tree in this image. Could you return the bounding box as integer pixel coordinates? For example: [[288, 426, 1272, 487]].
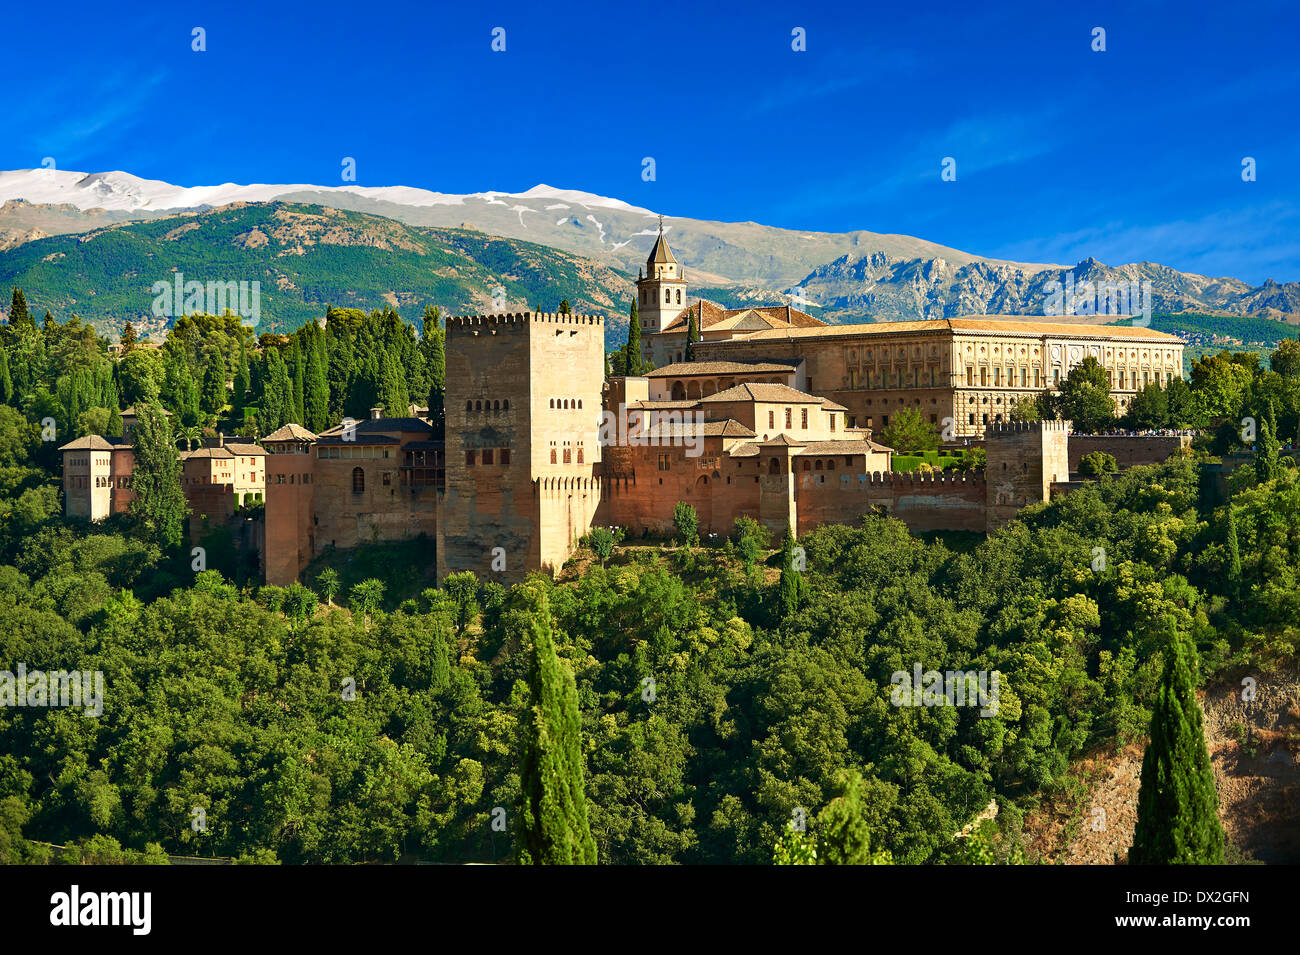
[[878, 406, 939, 452], [1271, 337, 1300, 379], [587, 526, 624, 566], [441, 571, 481, 637], [1129, 622, 1225, 865], [672, 501, 699, 549], [558, 300, 572, 315], [1125, 383, 1169, 430], [817, 771, 891, 865], [1078, 451, 1119, 477], [733, 515, 768, 574], [1011, 388, 1055, 423], [0, 406, 38, 466], [1056, 356, 1115, 432], [349, 578, 385, 629], [127, 400, 188, 548], [315, 567, 340, 605], [514, 583, 597, 865]]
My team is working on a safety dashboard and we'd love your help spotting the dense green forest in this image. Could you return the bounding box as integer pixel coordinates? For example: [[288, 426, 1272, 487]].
[[1, 290, 1298, 864], [0, 203, 634, 341]]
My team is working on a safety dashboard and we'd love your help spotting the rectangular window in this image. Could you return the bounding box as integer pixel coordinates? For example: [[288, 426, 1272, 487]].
[[577, 448, 584, 464], [830, 415, 836, 432], [482, 449, 494, 465], [501, 449, 511, 465], [785, 408, 793, 429], [800, 408, 808, 429], [466, 451, 475, 466], [658, 453, 670, 471], [563, 448, 572, 464], [980, 368, 987, 386], [768, 410, 775, 429]]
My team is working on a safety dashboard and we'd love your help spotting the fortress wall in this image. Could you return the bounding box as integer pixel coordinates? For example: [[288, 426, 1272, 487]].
[[794, 470, 988, 534], [1068, 434, 1191, 473]]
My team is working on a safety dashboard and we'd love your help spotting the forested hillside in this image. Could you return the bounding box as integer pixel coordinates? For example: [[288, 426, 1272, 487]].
[[1, 291, 1299, 864], [0, 203, 634, 343]]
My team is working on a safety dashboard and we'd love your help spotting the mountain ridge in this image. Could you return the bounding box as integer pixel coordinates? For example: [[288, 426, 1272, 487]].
[[1, 169, 1298, 328]]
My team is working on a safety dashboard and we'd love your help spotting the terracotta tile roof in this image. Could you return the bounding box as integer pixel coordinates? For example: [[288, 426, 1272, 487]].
[[700, 382, 825, 404], [821, 398, 848, 411], [58, 435, 121, 451], [225, 443, 266, 456], [795, 439, 894, 455], [658, 300, 825, 334], [730, 316, 1182, 343], [263, 424, 319, 442], [641, 418, 757, 438], [644, 360, 797, 378], [757, 434, 807, 446], [182, 447, 235, 460], [628, 400, 701, 410]]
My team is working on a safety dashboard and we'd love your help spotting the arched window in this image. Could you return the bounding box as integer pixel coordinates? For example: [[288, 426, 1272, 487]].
[[676, 289, 682, 304], [493, 400, 500, 410], [550, 449, 557, 464], [664, 289, 671, 303], [475, 400, 482, 411], [466, 401, 473, 412], [577, 399, 582, 409], [550, 399, 555, 408], [503, 400, 509, 410], [352, 467, 365, 493], [768, 458, 780, 475]]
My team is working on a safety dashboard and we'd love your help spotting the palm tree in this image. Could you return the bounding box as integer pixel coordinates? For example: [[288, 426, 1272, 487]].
[[178, 424, 202, 452]]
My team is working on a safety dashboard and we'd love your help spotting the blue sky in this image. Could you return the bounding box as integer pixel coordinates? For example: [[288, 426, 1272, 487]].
[[4, 0, 1297, 284]]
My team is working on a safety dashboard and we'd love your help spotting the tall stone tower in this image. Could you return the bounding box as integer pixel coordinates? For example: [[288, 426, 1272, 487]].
[[635, 217, 687, 335], [984, 419, 1071, 530], [437, 312, 606, 582]]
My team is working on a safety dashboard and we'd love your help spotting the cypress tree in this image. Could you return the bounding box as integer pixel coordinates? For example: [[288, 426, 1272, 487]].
[[1129, 621, 1225, 864], [1255, 402, 1280, 484], [232, 339, 251, 418], [514, 583, 597, 865], [378, 349, 408, 416], [421, 306, 445, 437], [106, 377, 123, 437], [1224, 507, 1242, 597], [128, 400, 189, 550], [0, 346, 12, 405], [817, 771, 877, 865], [625, 298, 643, 376], [778, 524, 802, 619], [8, 289, 33, 333], [304, 333, 330, 433], [558, 299, 572, 315], [686, 305, 700, 361]]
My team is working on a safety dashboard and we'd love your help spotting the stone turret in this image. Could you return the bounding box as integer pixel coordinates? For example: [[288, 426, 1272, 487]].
[[635, 216, 687, 335]]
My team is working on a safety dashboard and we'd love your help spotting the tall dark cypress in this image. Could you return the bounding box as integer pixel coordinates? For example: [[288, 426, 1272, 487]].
[[514, 583, 597, 865], [1129, 620, 1225, 864], [625, 298, 643, 376]]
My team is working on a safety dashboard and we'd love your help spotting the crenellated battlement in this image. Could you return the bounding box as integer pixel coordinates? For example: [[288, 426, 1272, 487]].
[[986, 419, 1073, 435], [446, 311, 605, 329], [799, 469, 987, 489]]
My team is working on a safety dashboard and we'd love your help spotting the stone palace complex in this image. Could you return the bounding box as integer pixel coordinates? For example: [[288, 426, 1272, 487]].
[[60, 229, 1187, 584]]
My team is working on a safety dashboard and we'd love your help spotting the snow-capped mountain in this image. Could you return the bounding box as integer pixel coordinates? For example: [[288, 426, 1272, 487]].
[[1, 168, 1297, 324]]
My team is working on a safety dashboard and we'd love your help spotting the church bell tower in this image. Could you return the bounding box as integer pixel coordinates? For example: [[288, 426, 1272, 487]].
[[635, 216, 686, 335]]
